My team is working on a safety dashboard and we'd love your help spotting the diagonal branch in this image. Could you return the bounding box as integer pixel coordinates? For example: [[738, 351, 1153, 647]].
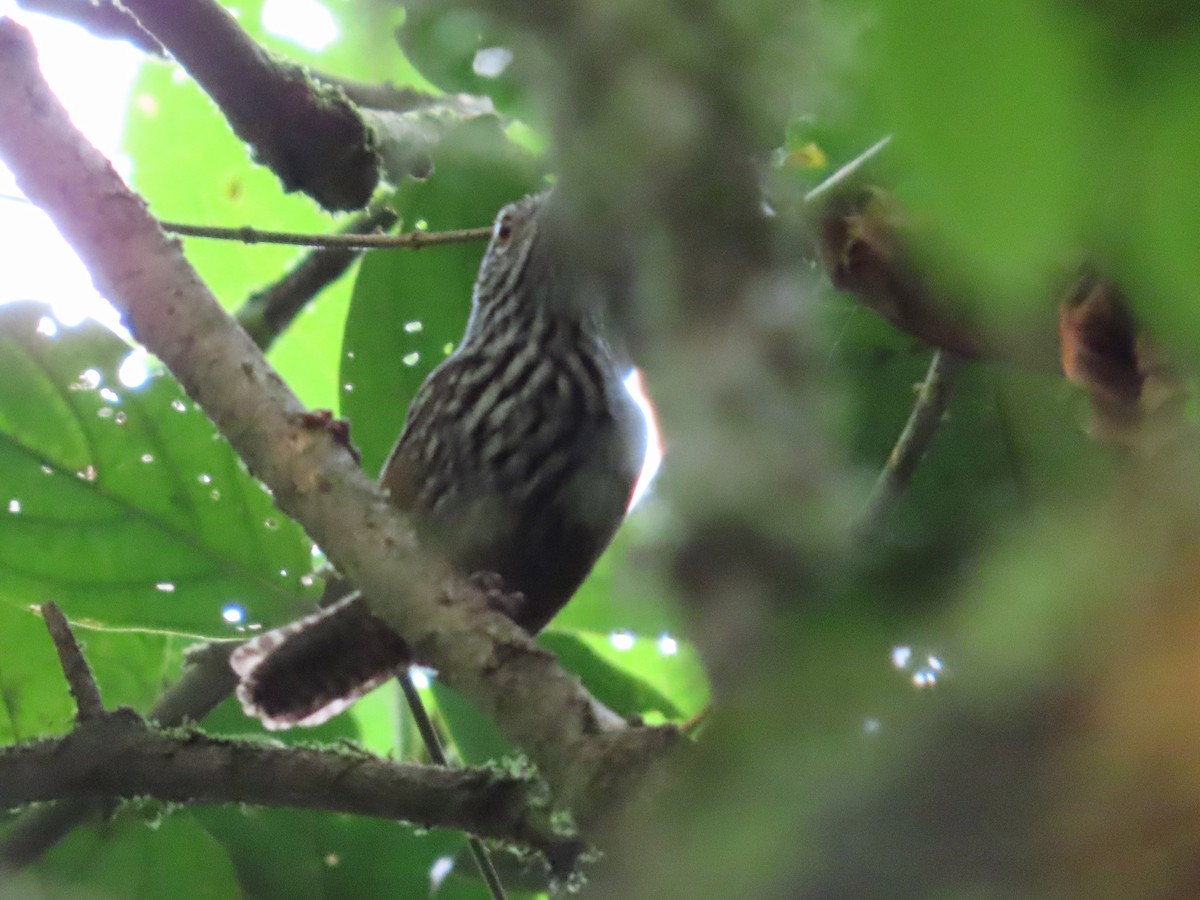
[[40, 601, 105, 721], [856, 350, 967, 537], [15, 0, 164, 54], [0, 17, 677, 834], [119, 0, 379, 211]]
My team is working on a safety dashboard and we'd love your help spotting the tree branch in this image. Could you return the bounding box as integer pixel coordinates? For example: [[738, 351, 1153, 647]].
[[15, 0, 164, 54], [856, 350, 967, 537], [0, 710, 582, 872], [0, 16, 676, 834], [40, 601, 105, 720], [119, 0, 379, 211], [161, 220, 490, 251], [232, 204, 399, 351]]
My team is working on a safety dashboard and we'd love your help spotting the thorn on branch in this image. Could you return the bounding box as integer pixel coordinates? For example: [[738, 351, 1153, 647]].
[[39, 601, 105, 721]]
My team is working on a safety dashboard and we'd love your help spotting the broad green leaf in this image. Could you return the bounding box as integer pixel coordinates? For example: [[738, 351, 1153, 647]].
[[1119, 63, 1200, 357], [0, 302, 318, 636], [433, 627, 706, 765], [74, 626, 190, 712], [341, 118, 543, 475], [550, 509, 687, 637], [0, 603, 74, 742], [196, 807, 467, 900], [538, 630, 694, 720], [869, 0, 1087, 312], [0, 603, 192, 743], [397, 6, 534, 122], [431, 680, 512, 766], [34, 811, 240, 900]]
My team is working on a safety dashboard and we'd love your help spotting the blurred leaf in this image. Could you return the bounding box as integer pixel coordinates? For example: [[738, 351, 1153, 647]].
[[0, 302, 318, 636], [1120, 55, 1200, 357], [397, 6, 533, 121], [34, 811, 239, 900], [196, 807, 466, 900], [341, 117, 542, 475], [869, 0, 1087, 310]]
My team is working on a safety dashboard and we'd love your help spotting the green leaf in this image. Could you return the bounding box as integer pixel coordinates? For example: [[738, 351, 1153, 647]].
[[0, 302, 318, 636], [869, 0, 1087, 311], [33, 811, 240, 900], [538, 630, 694, 720], [550, 512, 687, 637], [200, 691, 361, 745], [0, 603, 74, 742], [341, 118, 543, 475], [397, 7, 534, 122], [433, 627, 706, 766], [431, 679, 512, 766], [196, 807, 466, 900]]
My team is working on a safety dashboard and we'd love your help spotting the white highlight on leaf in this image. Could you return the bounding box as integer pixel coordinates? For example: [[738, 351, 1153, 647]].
[[609, 630, 635, 651], [472, 46, 513, 78], [429, 856, 455, 890], [118, 351, 151, 388]]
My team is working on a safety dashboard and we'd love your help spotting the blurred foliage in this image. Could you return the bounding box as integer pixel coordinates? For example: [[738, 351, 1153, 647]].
[[3, 0, 1200, 897]]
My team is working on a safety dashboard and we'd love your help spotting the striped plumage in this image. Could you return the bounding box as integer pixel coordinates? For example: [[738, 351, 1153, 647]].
[[233, 193, 646, 729]]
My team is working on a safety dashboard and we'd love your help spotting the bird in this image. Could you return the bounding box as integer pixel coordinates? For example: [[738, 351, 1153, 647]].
[[231, 192, 648, 729]]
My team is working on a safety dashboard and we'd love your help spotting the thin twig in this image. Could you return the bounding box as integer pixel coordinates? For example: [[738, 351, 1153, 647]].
[[856, 350, 967, 536], [235, 204, 399, 350], [804, 134, 893, 204], [399, 669, 509, 900], [40, 602, 104, 720], [162, 220, 491, 250]]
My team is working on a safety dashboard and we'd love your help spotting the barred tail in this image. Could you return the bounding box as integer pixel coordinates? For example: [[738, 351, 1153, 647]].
[[231, 594, 411, 730]]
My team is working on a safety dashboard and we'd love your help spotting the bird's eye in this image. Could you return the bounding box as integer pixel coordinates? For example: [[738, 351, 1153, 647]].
[[494, 214, 514, 243]]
